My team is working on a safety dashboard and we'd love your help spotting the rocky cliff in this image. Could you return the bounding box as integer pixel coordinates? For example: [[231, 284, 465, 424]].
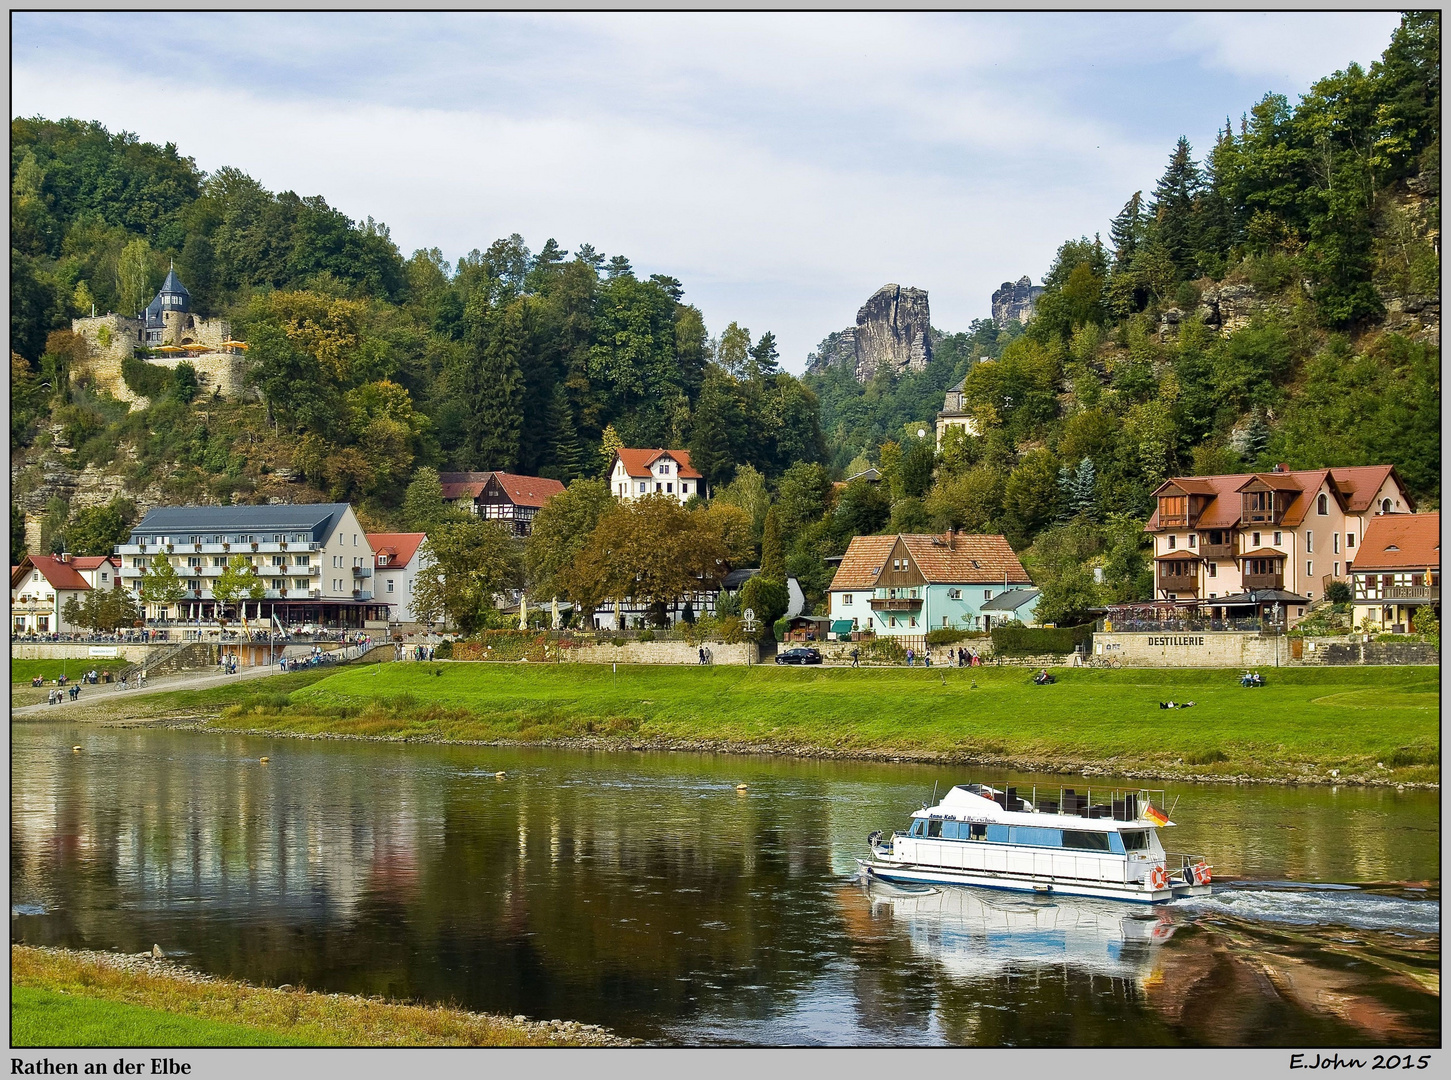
[[806, 284, 932, 382], [991, 276, 1044, 325]]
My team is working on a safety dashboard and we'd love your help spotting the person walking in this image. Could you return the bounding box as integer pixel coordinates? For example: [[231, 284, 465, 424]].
[[906, 648, 915, 667], [850, 647, 860, 668], [699, 646, 707, 666]]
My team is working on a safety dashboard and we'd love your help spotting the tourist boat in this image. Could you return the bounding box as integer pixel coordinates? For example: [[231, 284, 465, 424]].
[[858, 782, 1213, 903]]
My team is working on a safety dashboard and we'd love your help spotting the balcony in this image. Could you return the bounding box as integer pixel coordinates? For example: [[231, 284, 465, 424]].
[[1242, 572, 1285, 591], [1198, 541, 1234, 560], [1383, 585, 1439, 603], [352, 589, 373, 601], [352, 566, 372, 578], [869, 597, 922, 611], [1155, 573, 1199, 597]]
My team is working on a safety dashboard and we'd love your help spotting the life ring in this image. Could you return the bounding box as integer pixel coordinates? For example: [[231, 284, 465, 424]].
[[1148, 866, 1168, 891], [1194, 863, 1212, 886]]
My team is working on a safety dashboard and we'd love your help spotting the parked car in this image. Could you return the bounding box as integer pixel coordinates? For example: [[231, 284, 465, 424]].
[[775, 647, 823, 665]]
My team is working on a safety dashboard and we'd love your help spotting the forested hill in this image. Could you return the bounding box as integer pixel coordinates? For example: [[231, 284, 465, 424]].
[[10, 117, 825, 553], [807, 11, 1439, 512]]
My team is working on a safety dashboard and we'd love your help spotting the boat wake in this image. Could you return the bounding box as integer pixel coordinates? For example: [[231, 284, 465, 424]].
[[1168, 884, 1439, 933]]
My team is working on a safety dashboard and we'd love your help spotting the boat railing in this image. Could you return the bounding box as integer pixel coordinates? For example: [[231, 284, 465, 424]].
[[963, 783, 1171, 823]]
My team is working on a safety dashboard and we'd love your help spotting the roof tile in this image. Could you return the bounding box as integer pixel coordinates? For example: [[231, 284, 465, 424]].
[[1349, 513, 1440, 571]]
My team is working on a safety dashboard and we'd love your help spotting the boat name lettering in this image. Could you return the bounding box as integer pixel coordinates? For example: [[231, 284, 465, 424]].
[[1145, 635, 1205, 647]]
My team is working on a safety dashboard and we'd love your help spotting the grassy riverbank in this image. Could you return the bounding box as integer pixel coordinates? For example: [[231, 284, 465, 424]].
[[195, 662, 1439, 785], [11, 946, 630, 1047]]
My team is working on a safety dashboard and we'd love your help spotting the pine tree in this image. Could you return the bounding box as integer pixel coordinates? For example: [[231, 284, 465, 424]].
[[1109, 191, 1147, 265], [1150, 136, 1205, 281], [605, 254, 633, 279], [1070, 457, 1097, 518], [546, 382, 585, 482], [747, 332, 780, 379], [760, 508, 785, 580], [1056, 464, 1076, 523], [467, 298, 525, 470]]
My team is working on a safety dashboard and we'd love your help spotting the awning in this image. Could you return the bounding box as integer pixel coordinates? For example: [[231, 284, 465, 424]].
[[980, 588, 1040, 612], [1208, 589, 1309, 607], [831, 620, 855, 635], [1153, 552, 1202, 561]]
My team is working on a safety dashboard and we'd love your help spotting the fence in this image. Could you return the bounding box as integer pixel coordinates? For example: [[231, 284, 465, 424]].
[[1097, 616, 1268, 634]]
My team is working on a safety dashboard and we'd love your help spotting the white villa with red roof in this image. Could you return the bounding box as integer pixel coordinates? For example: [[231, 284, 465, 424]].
[[828, 531, 1038, 643], [1146, 463, 1413, 623], [365, 533, 429, 626], [10, 553, 120, 634], [438, 472, 565, 536], [609, 449, 704, 504], [1348, 512, 1439, 633]]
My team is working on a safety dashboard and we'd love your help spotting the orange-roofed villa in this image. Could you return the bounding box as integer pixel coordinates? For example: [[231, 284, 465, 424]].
[[828, 531, 1038, 645], [609, 448, 704, 504], [1348, 512, 1439, 633], [1145, 462, 1414, 626]]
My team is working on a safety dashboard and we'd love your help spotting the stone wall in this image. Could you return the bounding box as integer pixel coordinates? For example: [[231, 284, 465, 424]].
[[69, 313, 249, 406], [560, 640, 761, 665], [1093, 631, 1439, 668]]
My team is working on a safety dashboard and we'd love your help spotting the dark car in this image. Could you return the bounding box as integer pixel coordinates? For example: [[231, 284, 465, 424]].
[[775, 647, 823, 665]]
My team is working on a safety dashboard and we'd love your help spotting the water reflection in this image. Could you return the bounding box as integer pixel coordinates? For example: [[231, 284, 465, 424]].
[[863, 882, 1176, 981], [10, 725, 1440, 1046]]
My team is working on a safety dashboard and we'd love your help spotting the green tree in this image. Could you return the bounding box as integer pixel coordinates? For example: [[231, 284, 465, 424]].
[[63, 499, 134, 556], [1151, 136, 1204, 280], [402, 466, 447, 531], [116, 237, 156, 316], [414, 518, 524, 634], [211, 554, 265, 624], [1001, 448, 1060, 546], [139, 553, 188, 615], [759, 508, 785, 579], [524, 477, 616, 599], [1033, 564, 1100, 626]]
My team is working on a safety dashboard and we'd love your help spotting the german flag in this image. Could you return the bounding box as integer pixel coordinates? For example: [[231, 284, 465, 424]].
[[1143, 803, 1170, 826]]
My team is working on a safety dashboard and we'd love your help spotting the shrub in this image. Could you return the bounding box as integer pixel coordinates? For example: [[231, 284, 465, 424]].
[[1387, 745, 1436, 768], [635, 628, 656, 643], [926, 628, 970, 645], [991, 623, 1094, 656], [433, 640, 453, 659], [120, 357, 171, 399], [859, 636, 905, 664], [1185, 748, 1229, 765], [1324, 580, 1352, 604], [773, 618, 788, 642]]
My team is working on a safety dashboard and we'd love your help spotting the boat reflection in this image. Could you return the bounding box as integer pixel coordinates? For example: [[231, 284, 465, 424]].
[[861, 879, 1176, 981]]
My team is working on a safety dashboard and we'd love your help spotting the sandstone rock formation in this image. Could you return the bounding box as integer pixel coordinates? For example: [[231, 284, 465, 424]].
[[806, 284, 932, 382], [992, 276, 1044, 325]]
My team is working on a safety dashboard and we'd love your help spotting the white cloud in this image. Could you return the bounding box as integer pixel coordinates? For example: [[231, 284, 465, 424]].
[[1169, 12, 1400, 86], [11, 12, 1400, 370]]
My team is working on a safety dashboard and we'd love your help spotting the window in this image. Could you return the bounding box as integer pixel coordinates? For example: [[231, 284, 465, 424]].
[[293, 578, 309, 590], [1333, 562, 1340, 576], [909, 616, 918, 627], [682, 483, 690, 494], [1317, 493, 1329, 515], [1333, 533, 1340, 554], [1158, 495, 1187, 524], [967, 823, 987, 840], [943, 617, 950, 627], [1120, 830, 1149, 851], [1381, 498, 1392, 514], [188, 557, 202, 568], [910, 819, 924, 836], [1208, 562, 1217, 578], [948, 588, 962, 600], [638, 482, 646, 493], [1305, 531, 1313, 553], [1061, 830, 1111, 852], [213, 557, 227, 567], [1188, 534, 1196, 548], [658, 463, 669, 475], [842, 594, 852, 606], [666, 483, 673, 493], [1347, 532, 1356, 548], [100, 573, 108, 582], [272, 578, 284, 590], [296, 555, 309, 567], [1307, 560, 1313, 577], [1252, 532, 1260, 547], [272, 555, 285, 566], [387, 579, 395, 593], [927, 819, 942, 838], [1274, 531, 1282, 545], [1168, 535, 1176, 549], [984, 589, 993, 601]]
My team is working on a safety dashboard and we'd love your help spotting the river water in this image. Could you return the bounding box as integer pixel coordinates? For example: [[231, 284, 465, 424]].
[[10, 724, 1440, 1046]]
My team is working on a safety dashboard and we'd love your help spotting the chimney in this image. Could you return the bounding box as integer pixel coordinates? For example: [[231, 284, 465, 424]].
[[1273, 463, 1288, 473]]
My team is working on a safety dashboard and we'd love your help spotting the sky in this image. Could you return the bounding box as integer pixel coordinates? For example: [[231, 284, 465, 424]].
[[11, 11, 1402, 373]]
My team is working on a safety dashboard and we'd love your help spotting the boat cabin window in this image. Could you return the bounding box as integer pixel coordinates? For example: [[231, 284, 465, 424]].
[[967, 823, 987, 840], [1061, 830, 1111, 852], [910, 819, 925, 836], [927, 818, 943, 838], [1119, 830, 1150, 851]]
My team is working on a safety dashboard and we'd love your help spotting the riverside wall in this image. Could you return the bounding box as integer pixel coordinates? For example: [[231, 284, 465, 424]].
[[1093, 632, 1438, 668], [560, 640, 761, 665]]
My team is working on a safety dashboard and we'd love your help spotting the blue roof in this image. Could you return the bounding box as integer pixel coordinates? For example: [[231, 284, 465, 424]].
[[129, 503, 353, 544]]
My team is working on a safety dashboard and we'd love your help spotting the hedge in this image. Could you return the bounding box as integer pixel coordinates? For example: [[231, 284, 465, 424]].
[[120, 357, 172, 399], [990, 623, 1094, 656]]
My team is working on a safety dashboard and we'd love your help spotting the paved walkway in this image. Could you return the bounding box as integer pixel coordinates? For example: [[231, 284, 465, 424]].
[[12, 663, 287, 719]]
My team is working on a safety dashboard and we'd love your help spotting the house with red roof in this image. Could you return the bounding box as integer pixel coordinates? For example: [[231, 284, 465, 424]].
[[437, 472, 565, 535], [1348, 512, 1440, 633], [365, 533, 429, 626], [1145, 463, 1413, 623], [828, 531, 1037, 644], [608, 449, 704, 505], [10, 553, 107, 634]]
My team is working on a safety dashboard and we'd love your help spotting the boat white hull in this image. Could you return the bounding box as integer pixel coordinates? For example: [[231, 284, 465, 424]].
[[857, 857, 1212, 903]]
